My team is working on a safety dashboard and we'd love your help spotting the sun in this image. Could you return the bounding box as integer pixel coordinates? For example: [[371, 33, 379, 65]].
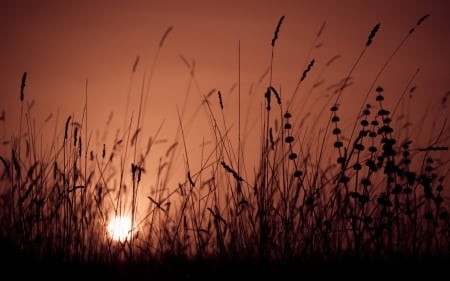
[[107, 215, 133, 241]]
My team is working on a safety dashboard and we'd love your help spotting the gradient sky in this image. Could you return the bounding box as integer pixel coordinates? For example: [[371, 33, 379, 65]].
[[1, 0, 449, 186]]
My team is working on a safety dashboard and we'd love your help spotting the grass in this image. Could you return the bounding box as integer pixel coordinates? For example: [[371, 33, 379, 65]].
[[1, 13, 449, 279]]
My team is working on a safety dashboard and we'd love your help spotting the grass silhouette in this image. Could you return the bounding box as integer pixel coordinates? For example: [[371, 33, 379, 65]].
[[0, 13, 449, 280]]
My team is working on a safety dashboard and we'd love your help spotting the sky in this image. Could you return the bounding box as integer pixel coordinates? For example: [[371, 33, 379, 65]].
[[1, 0, 449, 189]]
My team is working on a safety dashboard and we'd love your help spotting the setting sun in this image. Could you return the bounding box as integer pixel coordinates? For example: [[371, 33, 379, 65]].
[[107, 215, 133, 241]]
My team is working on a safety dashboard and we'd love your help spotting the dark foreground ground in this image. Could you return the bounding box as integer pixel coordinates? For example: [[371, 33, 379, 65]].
[[3, 256, 450, 281], [1, 239, 449, 280]]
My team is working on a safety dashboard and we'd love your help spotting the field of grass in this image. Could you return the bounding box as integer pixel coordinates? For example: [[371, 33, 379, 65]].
[[1, 13, 449, 279]]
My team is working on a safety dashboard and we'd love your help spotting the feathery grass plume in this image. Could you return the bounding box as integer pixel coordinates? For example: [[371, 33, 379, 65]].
[[218, 90, 223, 109], [131, 128, 141, 146], [288, 58, 316, 110], [264, 87, 271, 111], [159, 26, 173, 47], [366, 23, 381, 46], [269, 86, 281, 105], [0, 156, 9, 176], [269, 127, 275, 150], [187, 171, 195, 187], [410, 14, 430, 33], [317, 20, 326, 37], [11, 149, 20, 176], [201, 88, 216, 105], [73, 126, 78, 146], [165, 142, 178, 157], [417, 14, 430, 25], [132, 56, 140, 72], [20, 72, 27, 101], [78, 136, 82, 157], [326, 54, 341, 67], [300, 59, 315, 82], [18, 72, 27, 167], [441, 91, 450, 108], [179, 54, 192, 70], [271, 16, 285, 46], [221, 161, 243, 181], [131, 163, 137, 181], [64, 116, 71, 140], [147, 196, 164, 210], [26, 100, 35, 111]]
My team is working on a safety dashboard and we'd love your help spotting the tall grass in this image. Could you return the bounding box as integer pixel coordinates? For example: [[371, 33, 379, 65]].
[[0, 13, 449, 277]]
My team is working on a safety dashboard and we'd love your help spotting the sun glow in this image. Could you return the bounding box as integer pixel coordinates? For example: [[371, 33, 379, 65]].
[[107, 215, 133, 241]]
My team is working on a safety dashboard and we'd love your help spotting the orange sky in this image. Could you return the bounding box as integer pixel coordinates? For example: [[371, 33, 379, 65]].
[[1, 0, 449, 188]]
